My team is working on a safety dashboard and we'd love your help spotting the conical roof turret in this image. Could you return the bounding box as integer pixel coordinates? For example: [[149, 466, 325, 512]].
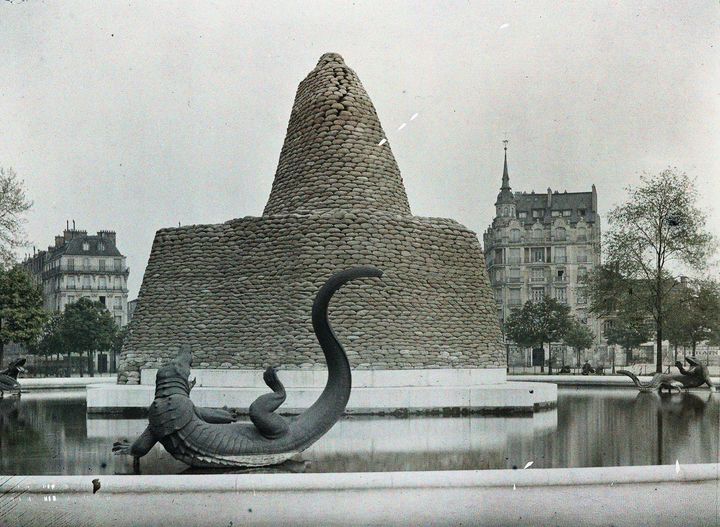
[[495, 141, 515, 205], [263, 53, 411, 216]]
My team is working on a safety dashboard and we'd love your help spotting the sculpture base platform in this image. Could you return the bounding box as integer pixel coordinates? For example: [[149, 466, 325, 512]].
[[86, 368, 556, 416]]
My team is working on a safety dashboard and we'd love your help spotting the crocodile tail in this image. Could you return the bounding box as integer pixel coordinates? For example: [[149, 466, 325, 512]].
[[618, 370, 662, 390], [293, 266, 383, 447], [618, 370, 644, 388], [249, 367, 289, 439]]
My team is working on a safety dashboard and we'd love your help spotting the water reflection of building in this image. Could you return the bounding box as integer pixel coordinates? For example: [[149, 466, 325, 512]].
[[483, 143, 603, 367]]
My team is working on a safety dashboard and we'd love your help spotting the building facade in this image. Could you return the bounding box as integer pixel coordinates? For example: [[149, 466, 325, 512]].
[[483, 144, 603, 366], [23, 226, 130, 328]]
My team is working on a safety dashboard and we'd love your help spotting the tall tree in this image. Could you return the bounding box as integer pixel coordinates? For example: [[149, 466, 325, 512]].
[[0, 267, 46, 366], [504, 296, 572, 374], [602, 168, 715, 372], [0, 167, 33, 268], [61, 298, 117, 377], [563, 318, 595, 368]]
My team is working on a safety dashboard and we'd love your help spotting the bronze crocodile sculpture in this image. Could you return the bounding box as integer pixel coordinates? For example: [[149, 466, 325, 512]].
[[114, 266, 382, 468], [0, 358, 26, 399], [618, 357, 716, 393]]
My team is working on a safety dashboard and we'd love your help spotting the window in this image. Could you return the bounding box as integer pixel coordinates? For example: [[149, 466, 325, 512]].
[[509, 288, 522, 306], [577, 248, 588, 263], [531, 247, 545, 263], [554, 287, 567, 303], [83, 276, 91, 289], [577, 288, 587, 304], [494, 268, 504, 282], [578, 267, 588, 281], [532, 228, 543, 241], [99, 259, 106, 271], [508, 248, 521, 264], [67, 295, 75, 305], [578, 209, 586, 216], [114, 315, 123, 327], [518, 211, 528, 219], [551, 210, 561, 217], [562, 210, 572, 217], [99, 276, 107, 289], [531, 268, 545, 282], [556, 268, 566, 282], [68, 276, 76, 289], [508, 268, 521, 282], [554, 247, 567, 263], [532, 209, 544, 218], [99, 296, 106, 306], [114, 258, 122, 271], [82, 242, 90, 251], [83, 258, 90, 270], [503, 206, 509, 216], [113, 297, 122, 309], [510, 229, 521, 242], [494, 289, 503, 304], [531, 288, 545, 303], [67, 258, 75, 271], [555, 227, 566, 241], [576, 227, 587, 242], [98, 242, 105, 251]]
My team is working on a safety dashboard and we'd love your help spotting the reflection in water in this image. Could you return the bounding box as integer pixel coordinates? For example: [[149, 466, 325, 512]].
[[0, 388, 717, 475]]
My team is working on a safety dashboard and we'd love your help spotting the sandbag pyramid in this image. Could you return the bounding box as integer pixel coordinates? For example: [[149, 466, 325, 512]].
[[118, 53, 504, 384]]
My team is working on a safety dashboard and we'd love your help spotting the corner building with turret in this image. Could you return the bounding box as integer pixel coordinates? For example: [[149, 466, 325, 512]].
[[483, 145, 603, 366]]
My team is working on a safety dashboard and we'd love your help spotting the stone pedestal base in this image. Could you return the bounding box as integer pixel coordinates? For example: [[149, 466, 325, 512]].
[[87, 368, 556, 416]]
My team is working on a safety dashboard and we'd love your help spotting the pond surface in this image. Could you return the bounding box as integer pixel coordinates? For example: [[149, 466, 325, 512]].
[[0, 387, 718, 475]]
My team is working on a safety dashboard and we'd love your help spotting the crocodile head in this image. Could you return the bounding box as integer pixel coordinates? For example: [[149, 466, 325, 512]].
[[154, 346, 194, 397]]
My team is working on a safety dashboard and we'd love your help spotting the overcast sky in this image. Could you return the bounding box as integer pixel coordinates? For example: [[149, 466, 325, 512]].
[[1, 1, 718, 298]]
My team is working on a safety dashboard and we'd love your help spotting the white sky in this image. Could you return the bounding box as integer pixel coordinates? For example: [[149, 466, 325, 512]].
[[1, 1, 718, 298]]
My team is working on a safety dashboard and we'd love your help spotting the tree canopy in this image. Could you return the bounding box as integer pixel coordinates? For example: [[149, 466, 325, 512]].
[[599, 168, 716, 372], [0, 167, 32, 268], [504, 296, 572, 373], [61, 298, 118, 376], [0, 266, 46, 366], [664, 279, 720, 354], [563, 318, 595, 366]]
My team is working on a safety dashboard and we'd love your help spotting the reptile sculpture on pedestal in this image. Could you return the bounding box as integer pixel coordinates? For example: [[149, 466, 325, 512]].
[[0, 358, 26, 399], [618, 356, 716, 393], [113, 266, 382, 468]]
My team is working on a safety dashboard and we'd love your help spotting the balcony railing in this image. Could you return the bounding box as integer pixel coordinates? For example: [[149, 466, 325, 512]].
[[507, 276, 522, 283], [530, 276, 546, 282], [43, 265, 129, 278]]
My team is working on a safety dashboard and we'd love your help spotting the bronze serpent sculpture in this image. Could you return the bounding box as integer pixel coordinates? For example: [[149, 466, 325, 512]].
[[0, 358, 26, 399], [618, 357, 716, 393], [113, 266, 383, 468]]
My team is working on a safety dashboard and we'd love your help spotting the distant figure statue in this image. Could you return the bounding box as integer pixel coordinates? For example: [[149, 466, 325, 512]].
[[113, 266, 383, 468], [559, 365, 571, 374], [0, 358, 27, 399], [619, 357, 716, 393], [581, 361, 595, 375]]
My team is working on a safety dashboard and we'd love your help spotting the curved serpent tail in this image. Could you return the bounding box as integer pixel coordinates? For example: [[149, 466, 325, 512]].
[[618, 370, 662, 391], [249, 367, 289, 439]]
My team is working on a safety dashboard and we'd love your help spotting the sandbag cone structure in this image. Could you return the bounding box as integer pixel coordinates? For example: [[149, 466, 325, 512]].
[[118, 53, 505, 383]]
